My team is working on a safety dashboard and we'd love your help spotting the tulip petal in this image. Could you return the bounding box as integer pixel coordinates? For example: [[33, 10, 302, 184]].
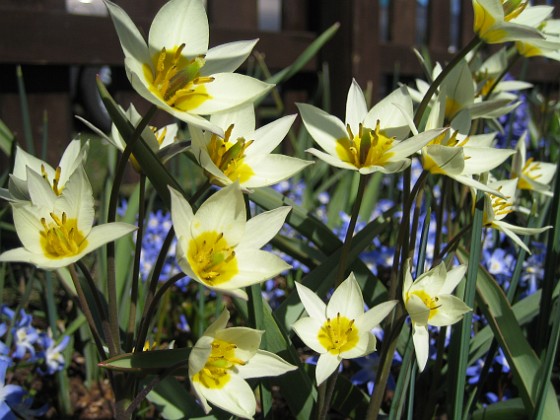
[[412, 324, 430, 371], [291, 316, 326, 354], [148, 0, 208, 57], [295, 282, 327, 320], [326, 273, 365, 320], [345, 79, 368, 133], [239, 206, 291, 250], [316, 353, 341, 386], [238, 349, 297, 379], [189, 73, 273, 115], [297, 103, 348, 156], [203, 39, 259, 75]]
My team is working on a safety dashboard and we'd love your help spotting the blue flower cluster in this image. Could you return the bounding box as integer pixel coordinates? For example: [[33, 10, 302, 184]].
[[0, 305, 68, 418]]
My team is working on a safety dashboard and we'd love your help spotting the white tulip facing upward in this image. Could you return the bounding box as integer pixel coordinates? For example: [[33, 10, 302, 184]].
[[0, 167, 137, 270], [189, 309, 296, 418], [169, 183, 291, 300], [297, 79, 444, 175], [292, 272, 397, 385], [104, 0, 272, 135], [190, 105, 313, 189], [402, 260, 471, 372]]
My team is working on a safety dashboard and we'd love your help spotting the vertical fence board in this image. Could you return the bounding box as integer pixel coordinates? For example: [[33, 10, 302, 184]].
[[428, 1, 451, 51], [282, 0, 308, 30], [389, 0, 416, 44]]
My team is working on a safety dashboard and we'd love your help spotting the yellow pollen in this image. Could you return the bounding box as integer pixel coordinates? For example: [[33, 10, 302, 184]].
[[206, 123, 255, 184], [143, 44, 213, 111], [317, 312, 359, 355], [41, 164, 63, 195], [518, 158, 543, 189], [407, 290, 441, 320], [192, 338, 245, 389], [187, 231, 238, 286], [39, 212, 87, 259], [335, 121, 395, 169]]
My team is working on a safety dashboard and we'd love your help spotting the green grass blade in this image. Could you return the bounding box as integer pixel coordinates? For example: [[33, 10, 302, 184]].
[[16, 66, 34, 154], [0, 119, 15, 156]]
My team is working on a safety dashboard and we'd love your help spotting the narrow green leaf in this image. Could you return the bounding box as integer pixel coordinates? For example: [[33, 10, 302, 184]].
[[472, 398, 527, 420], [99, 348, 190, 374], [266, 23, 340, 85], [457, 248, 560, 418]]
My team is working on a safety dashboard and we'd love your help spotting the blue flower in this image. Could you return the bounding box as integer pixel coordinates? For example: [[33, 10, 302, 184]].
[[0, 356, 27, 420], [0, 307, 39, 361], [37, 332, 70, 376]]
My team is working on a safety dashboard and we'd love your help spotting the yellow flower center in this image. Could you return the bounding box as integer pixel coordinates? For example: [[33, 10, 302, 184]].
[[407, 290, 440, 320], [187, 231, 238, 286], [41, 164, 63, 196], [206, 124, 255, 184], [143, 44, 213, 111], [518, 157, 543, 189], [40, 212, 88, 259], [335, 121, 395, 169], [317, 312, 359, 355], [484, 186, 513, 225], [192, 338, 246, 389]]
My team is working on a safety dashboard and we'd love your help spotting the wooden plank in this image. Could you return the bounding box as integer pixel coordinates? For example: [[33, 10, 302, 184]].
[[0, 92, 72, 162], [319, 0, 353, 118], [389, 0, 416, 45], [0, 0, 65, 11], [352, 0, 381, 97], [209, 0, 258, 29], [0, 10, 316, 71], [428, 1, 451, 51]]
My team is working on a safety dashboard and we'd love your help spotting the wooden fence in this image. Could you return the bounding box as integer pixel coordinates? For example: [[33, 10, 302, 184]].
[[1, 0, 560, 161]]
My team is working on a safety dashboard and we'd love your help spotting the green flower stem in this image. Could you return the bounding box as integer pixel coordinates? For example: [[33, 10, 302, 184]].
[[413, 36, 482, 128], [106, 105, 158, 357], [134, 229, 176, 352], [335, 174, 369, 286], [368, 170, 428, 420], [366, 314, 406, 420], [75, 260, 114, 354], [68, 264, 106, 359], [451, 190, 485, 419], [125, 174, 147, 353], [318, 369, 340, 420]]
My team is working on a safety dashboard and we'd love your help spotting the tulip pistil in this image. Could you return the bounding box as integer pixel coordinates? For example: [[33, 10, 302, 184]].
[[335, 121, 395, 169], [318, 312, 359, 355], [40, 212, 87, 259], [145, 44, 213, 111], [188, 231, 238, 286], [192, 338, 245, 389]]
